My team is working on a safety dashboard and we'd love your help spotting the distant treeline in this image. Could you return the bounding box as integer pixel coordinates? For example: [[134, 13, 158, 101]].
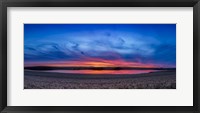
[[24, 66, 176, 71]]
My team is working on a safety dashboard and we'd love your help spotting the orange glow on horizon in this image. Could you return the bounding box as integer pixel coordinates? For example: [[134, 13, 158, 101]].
[[25, 57, 159, 68]]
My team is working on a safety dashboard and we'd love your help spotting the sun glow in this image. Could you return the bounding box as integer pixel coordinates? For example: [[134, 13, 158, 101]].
[[25, 57, 158, 68]]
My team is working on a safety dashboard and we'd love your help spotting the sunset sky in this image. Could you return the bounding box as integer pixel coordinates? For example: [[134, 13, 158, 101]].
[[24, 24, 176, 68]]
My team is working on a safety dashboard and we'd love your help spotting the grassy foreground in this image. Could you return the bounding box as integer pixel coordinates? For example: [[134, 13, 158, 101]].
[[24, 70, 176, 89]]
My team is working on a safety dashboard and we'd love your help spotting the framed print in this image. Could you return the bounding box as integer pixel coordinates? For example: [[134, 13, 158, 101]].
[[0, 0, 199, 113]]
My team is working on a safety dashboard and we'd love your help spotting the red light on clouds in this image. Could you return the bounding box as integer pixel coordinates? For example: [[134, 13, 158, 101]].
[[25, 57, 158, 68]]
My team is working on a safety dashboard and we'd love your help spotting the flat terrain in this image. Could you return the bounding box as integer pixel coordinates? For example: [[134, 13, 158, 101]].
[[24, 70, 176, 89]]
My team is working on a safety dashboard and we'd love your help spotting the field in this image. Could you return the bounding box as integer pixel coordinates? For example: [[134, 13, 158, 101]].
[[24, 70, 176, 89]]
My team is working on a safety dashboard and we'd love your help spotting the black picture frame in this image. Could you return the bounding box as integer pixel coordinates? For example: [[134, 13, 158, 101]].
[[0, 0, 199, 113]]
